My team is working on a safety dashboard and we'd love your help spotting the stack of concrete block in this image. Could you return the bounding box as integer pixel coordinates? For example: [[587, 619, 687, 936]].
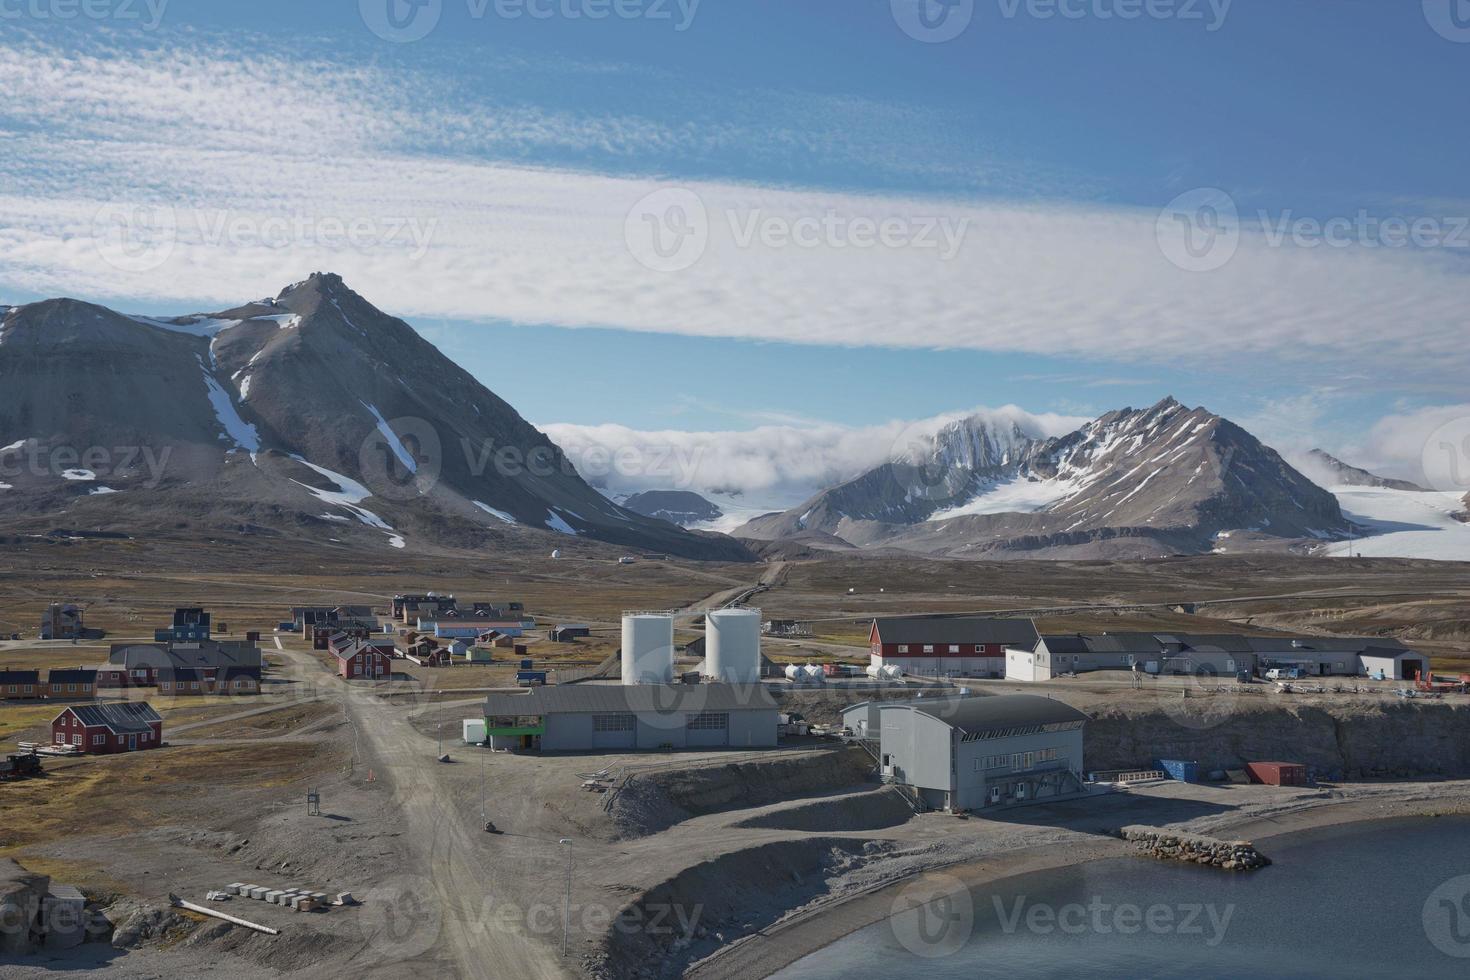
[[226, 882, 324, 912]]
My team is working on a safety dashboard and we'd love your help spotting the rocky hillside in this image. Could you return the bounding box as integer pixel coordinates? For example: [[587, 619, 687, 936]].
[[622, 490, 723, 527], [1298, 449, 1429, 492], [0, 275, 751, 560], [738, 397, 1349, 558]]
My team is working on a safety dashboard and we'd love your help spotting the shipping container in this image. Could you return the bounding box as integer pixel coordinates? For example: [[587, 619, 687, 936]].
[[1156, 759, 1201, 783], [1246, 761, 1308, 786]]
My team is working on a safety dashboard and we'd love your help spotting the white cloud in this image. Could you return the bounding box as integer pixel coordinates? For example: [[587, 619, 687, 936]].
[[1, 35, 1466, 392], [542, 405, 1086, 506], [1354, 404, 1470, 490]]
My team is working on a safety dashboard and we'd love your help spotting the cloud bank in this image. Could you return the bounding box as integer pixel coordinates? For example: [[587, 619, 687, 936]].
[[0, 33, 1467, 395], [542, 405, 1087, 507]]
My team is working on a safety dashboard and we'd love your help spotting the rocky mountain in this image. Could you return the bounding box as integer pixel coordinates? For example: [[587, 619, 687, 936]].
[[737, 397, 1350, 559], [622, 490, 723, 526], [0, 275, 751, 560], [1297, 449, 1429, 492]]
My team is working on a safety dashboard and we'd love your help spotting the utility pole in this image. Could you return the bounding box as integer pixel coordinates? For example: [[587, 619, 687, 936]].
[[559, 838, 573, 956]]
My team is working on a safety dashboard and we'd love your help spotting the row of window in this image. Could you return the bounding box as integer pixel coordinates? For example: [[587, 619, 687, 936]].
[[894, 644, 991, 654], [977, 747, 1062, 772], [9, 684, 101, 692], [589, 712, 732, 731], [54, 731, 152, 747]]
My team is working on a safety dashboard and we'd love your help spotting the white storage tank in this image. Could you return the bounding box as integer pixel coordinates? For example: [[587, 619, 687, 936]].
[[621, 613, 675, 685], [706, 608, 762, 684]]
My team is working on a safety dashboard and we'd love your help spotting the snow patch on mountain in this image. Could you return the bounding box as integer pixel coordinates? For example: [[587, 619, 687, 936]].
[[361, 401, 416, 474], [929, 475, 1075, 519], [545, 511, 578, 535], [197, 355, 260, 453], [474, 501, 517, 524]]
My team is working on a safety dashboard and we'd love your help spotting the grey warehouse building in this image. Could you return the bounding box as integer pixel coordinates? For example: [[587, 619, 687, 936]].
[[845, 695, 1088, 812], [482, 683, 779, 752]]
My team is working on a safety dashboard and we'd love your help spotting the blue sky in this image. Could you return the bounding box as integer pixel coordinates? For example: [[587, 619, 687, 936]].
[[1, 0, 1468, 495]]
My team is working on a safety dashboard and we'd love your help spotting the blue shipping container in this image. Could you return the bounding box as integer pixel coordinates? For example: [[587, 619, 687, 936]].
[[1157, 759, 1201, 783]]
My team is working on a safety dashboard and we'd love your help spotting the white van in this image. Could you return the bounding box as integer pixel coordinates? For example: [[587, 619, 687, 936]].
[[1266, 667, 1304, 680]]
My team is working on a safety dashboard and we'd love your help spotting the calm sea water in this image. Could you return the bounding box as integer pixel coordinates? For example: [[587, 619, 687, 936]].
[[775, 817, 1470, 979]]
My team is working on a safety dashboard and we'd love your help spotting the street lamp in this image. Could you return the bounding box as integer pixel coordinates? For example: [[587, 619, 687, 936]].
[[559, 838, 573, 956]]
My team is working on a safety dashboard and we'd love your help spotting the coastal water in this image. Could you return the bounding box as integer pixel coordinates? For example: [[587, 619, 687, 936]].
[[775, 817, 1470, 979]]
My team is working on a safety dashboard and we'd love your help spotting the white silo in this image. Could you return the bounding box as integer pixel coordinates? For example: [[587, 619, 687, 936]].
[[706, 608, 762, 684], [621, 613, 675, 685]]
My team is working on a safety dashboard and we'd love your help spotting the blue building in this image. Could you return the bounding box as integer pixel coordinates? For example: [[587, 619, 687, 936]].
[[155, 607, 212, 643]]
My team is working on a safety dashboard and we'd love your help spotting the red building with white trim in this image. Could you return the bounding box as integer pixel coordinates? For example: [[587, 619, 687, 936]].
[[51, 702, 163, 754], [869, 617, 1040, 678], [332, 637, 394, 680]]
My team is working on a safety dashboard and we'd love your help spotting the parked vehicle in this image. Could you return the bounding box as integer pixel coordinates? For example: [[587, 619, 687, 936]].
[[1266, 667, 1304, 680]]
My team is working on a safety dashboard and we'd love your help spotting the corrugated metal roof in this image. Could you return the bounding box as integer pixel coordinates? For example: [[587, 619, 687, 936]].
[[484, 683, 778, 717], [0, 670, 41, 684], [874, 617, 1040, 648], [109, 641, 262, 670], [62, 701, 161, 734], [891, 694, 1087, 734]]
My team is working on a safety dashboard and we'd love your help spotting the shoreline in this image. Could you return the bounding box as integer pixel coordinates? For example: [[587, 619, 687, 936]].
[[686, 785, 1470, 980]]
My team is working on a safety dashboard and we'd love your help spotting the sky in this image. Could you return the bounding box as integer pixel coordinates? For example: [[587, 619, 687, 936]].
[[1, 0, 1467, 501]]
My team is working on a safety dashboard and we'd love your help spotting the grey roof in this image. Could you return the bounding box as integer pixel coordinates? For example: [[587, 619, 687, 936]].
[[63, 701, 161, 734], [0, 670, 41, 684], [873, 617, 1040, 648], [109, 641, 262, 671], [485, 683, 778, 717], [1040, 632, 1389, 657], [47, 669, 97, 684], [1244, 636, 1410, 654], [890, 694, 1087, 735]]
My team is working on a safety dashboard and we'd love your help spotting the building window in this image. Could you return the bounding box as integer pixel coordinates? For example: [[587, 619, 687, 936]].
[[975, 645, 986, 653], [6, 685, 15, 694], [897, 645, 909, 653], [73, 735, 82, 746], [22, 685, 32, 694], [948, 645, 960, 653], [686, 712, 729, 731], [592, 713, 635, 732], [55, 732, 66, 744], [93, 734, 104, 745], [922, 645, 934, 654]]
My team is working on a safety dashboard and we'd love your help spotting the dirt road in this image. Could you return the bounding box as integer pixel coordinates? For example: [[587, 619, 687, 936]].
[[272, 642, 569, 980]]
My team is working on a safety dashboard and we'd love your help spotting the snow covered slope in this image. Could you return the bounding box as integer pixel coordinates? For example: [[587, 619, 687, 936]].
[[1322, 487, 1470, 561]]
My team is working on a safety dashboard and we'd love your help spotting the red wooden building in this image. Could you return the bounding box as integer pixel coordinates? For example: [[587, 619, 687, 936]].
[[332, 638, 394, 680], [51, 702, 163, 754], [869, 617, 1041, 678], [0, 670, 44, 700]]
